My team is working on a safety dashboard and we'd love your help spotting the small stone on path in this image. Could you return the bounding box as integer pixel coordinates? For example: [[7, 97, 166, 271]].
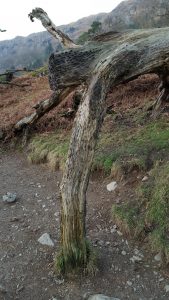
[[87, 295, 120, 300], [126, 281, 132, 286], [0, 284, 7, 294], [117, 230, 123, 236], [142, 176, 148, 182], [154, 253, 161, 262], [130, 255, 142, 263], [106, 181, 118, 192], [3, 192, 17, 203], [165, 285, 169, 293], [38, 233, 54, 247]]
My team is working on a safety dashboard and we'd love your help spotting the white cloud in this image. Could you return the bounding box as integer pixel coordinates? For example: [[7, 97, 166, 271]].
[[0, 0, 122, 41]]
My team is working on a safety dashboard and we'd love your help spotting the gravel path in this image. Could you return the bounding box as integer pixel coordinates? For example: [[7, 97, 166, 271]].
[[0, 152, 169, 300]]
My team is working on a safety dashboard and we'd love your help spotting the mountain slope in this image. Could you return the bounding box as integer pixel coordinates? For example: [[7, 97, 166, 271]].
[[104, 0, 169, 30], [1, 0, 169, 73], [0, 13, 106, 73]]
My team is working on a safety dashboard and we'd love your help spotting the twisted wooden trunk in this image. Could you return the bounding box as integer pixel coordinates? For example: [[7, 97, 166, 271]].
[[15, 8, 169, 271]]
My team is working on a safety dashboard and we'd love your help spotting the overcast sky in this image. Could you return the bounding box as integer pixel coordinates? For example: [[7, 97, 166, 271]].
[[0, 0, 122, 41]]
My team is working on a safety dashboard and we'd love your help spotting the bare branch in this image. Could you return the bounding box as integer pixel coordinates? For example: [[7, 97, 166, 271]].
[[14, 87, 73, 132], [28, 8, 78, 48]]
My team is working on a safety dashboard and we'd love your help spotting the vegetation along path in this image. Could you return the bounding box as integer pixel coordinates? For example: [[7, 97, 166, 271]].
[[1, 150, 169, 300]]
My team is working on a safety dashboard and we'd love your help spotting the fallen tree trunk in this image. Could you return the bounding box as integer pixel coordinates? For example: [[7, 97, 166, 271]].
[[17, 8, 169, 272], [54, 28, 169, 272]]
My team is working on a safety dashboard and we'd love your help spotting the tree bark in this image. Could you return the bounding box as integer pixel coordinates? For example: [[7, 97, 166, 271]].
[[59, 74, 109, 271]]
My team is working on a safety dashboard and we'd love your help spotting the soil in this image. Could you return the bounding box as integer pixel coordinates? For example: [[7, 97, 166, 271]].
[[1, 151, 169, 300]]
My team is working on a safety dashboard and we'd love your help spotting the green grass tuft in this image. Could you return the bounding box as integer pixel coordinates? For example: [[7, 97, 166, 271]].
[[94, 119, 169, 175], [112, 161, 169, 264], [55, 240, 97, 275], [31, 65, 48, 77], [28, 132, 70, 171]]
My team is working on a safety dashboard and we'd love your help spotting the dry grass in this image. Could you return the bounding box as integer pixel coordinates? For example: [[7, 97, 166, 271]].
[[0, 73, 160, 138], [0, 75, 74, 137]]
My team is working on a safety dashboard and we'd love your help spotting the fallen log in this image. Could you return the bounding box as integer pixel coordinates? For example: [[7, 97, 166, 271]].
[[50, 27, 169, 272], [15, 8, 169, 272]]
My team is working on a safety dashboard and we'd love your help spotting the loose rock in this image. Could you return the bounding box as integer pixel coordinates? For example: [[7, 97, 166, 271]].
[[130, 255, 142, 263], [126, 281, 132, 286], [0, 284, 7, 294], [87, 295, 120, 300], [38, 233, 54, 247], [106, 182, 118, 192], [142, 176, 148, 182], [154, 253, 161, 262], [3, 192, 17, 203], [165, 285, 169, 293]]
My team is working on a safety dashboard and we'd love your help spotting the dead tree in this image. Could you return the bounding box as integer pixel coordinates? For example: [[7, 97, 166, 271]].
[[15, 8, 169, 272]]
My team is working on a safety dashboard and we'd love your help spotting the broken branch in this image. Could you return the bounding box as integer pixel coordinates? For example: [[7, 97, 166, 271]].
[[28, 8, 78, 48], [14, 87, 73, 132]]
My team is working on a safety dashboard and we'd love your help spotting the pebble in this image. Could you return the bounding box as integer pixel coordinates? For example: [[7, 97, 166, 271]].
[[121, 250, 127, 256], [142, 176, 148, 182], [105, 241, 110, 246], [165, 285, 169, 293], [130, 255, 142, 263], [106, 181, 118, 192], [38, 233, 54, 247], [154, 253, 161, 262], [86, 295, 120, 300], [126, 281, 132, 286], [159, 277, 164, 282], [0, 284, 7, 294], [3, 192, 17, 203]]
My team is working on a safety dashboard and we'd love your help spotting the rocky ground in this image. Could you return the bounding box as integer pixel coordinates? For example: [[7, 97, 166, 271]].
[[1, 151, 169, 300]]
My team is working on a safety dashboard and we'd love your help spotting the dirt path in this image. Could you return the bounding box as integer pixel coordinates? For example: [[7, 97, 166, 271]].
[[0, 151, 169, 300]]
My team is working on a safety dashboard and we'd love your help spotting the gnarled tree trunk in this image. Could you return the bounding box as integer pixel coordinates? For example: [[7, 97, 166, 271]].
[[16, 8, 169, 272], [59, 75, 108, 270]]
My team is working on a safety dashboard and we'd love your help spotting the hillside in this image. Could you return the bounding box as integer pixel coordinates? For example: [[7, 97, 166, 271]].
[[0, 13, 106, 73], [103, 0, 169, 30], [1, 0, 169, 73]]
